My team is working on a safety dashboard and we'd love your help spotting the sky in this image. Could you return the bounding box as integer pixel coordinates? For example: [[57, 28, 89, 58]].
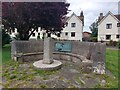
[[67, 0, 119, 32], [1, 0, 119, 32]]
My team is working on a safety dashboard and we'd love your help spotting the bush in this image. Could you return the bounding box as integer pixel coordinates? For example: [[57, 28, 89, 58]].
[[2, 29, 11, 47], [113, 41, 117, 46], [117, 40, 120, 49], [107, 40, 117, 46], [91, 37, 97, 42], [82, 37, 91, 42], [109, 40, 113, 46], [12, 33, 20, 40]]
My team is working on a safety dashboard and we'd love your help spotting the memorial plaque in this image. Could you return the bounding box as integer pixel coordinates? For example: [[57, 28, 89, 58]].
[[55, 42, 72, 52]]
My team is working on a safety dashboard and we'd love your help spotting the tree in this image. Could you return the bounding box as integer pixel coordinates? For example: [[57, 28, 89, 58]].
[[89, 20, 98, 37], [2, 2, 70, 40]]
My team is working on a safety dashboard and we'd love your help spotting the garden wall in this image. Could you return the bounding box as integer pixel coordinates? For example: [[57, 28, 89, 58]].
[[11, 39, 106, 68]]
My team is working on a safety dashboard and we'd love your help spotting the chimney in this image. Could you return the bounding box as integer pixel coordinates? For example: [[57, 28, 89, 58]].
[[80, 11, 84, 17], [99, 13, 103, 20], [80, 11, 84, 26]]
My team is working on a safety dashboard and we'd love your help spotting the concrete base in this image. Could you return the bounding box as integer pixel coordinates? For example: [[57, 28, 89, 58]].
[[33, 60, 62, 70]]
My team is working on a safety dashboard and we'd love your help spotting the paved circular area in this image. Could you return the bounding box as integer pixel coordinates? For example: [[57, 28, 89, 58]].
[[33, 60, 62, 70], [2, 60, 116, 88]]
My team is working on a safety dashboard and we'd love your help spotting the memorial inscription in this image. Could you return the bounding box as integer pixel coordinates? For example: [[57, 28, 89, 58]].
[[55, 42, 72, 52]]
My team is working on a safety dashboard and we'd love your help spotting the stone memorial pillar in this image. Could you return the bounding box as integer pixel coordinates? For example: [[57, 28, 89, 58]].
[[33, 37, 62, 70], [43, 37, 53, 64]]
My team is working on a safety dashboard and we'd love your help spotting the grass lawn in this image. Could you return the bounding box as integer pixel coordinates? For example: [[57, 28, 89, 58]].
[[2, 44, 11, 64], [1, 44, 119, 88], [104, 48, 119, 88], [106, 49, 119, 78]]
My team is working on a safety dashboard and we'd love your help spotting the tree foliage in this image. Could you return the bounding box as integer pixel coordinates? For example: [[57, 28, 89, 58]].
[[89, 20, 98, 37], [2, 2, 70, 40]]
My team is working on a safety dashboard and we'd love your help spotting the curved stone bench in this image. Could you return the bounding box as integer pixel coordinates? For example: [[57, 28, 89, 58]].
[[13, 52, 92, 64], [13, 52, 93, 72]]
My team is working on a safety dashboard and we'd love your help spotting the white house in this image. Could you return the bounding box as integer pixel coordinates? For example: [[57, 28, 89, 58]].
[[98, 11, 120, 42], [7, 27, 58, 40], [60, 11, 84, 41], [9, 28, 18, 38], [29, 27, 47, 40]]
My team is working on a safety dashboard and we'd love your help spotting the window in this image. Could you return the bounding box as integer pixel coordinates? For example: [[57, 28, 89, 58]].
[[57, 33, 60, 37], [65, 32, 68, 36], [71, 32, 75, 37], [66, 22, 68, 26], [36, 29, 38, 32], [12, 29, 15, 32], [48, 33, 51, 37], [106, 23, 112, 29], [106, 35, 111, 40], [116, 35, 119, 38], [1, 25, 4, 29], [32, 33, 35, 37], [71, 23, 76, 27], [42, 33, 45, 39], [10, 31, 12, 34], [117, 23, 120, 27], [43, 33, 45, 37], [38, 33, 40, 35]]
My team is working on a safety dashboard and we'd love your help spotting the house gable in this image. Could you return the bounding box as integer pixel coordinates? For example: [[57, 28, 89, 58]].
[[66, 13, 83, 25], [98, 11, 119, 26], [98, 11, 119, 42], [60, 12, 84, 41]]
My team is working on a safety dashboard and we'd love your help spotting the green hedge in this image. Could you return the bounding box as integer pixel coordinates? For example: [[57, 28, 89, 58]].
[[91, 37, 97, 42], [117, 40, 120, 48], [106, 40, 119, 47]]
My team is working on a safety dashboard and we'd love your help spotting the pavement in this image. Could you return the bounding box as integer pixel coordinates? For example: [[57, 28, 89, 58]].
[[106, 46, 120, 50]]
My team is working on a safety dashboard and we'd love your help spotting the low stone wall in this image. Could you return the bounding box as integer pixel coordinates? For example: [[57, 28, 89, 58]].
[[11, 39, 106, 74]]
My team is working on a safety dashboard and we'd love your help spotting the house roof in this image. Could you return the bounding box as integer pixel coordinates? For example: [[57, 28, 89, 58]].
[[83, 31, 91, 34], [77, 16, 84, 26], [98, 11, 120, 25], [63, 12, 84, 26], [114, 15, 120, 21]]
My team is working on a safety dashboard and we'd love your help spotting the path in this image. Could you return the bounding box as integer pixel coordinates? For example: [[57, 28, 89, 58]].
[[106, 46, 120, 50]]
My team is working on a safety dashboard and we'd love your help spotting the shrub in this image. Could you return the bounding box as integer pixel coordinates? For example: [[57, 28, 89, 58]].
[[108, 40, 117, 46], [117, 40, 120, 49], [91, 37, 97, 42], [2, 29, 11, 47], [113, 41, 117, 46], [109, 40, 113, 46], [82, 37, 91, 42]]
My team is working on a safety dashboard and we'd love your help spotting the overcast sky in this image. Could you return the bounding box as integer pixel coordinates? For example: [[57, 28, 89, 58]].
[[2, 0, 120, 32], [67, 0, 119, 32]]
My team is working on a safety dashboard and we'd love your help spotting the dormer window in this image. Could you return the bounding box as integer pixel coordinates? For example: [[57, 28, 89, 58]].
[[71, 23, 76, 27], [106, 23, 112, 29]]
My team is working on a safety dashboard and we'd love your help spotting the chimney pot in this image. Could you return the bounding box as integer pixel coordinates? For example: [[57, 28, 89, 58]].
[[100, 13, 103, 16]]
